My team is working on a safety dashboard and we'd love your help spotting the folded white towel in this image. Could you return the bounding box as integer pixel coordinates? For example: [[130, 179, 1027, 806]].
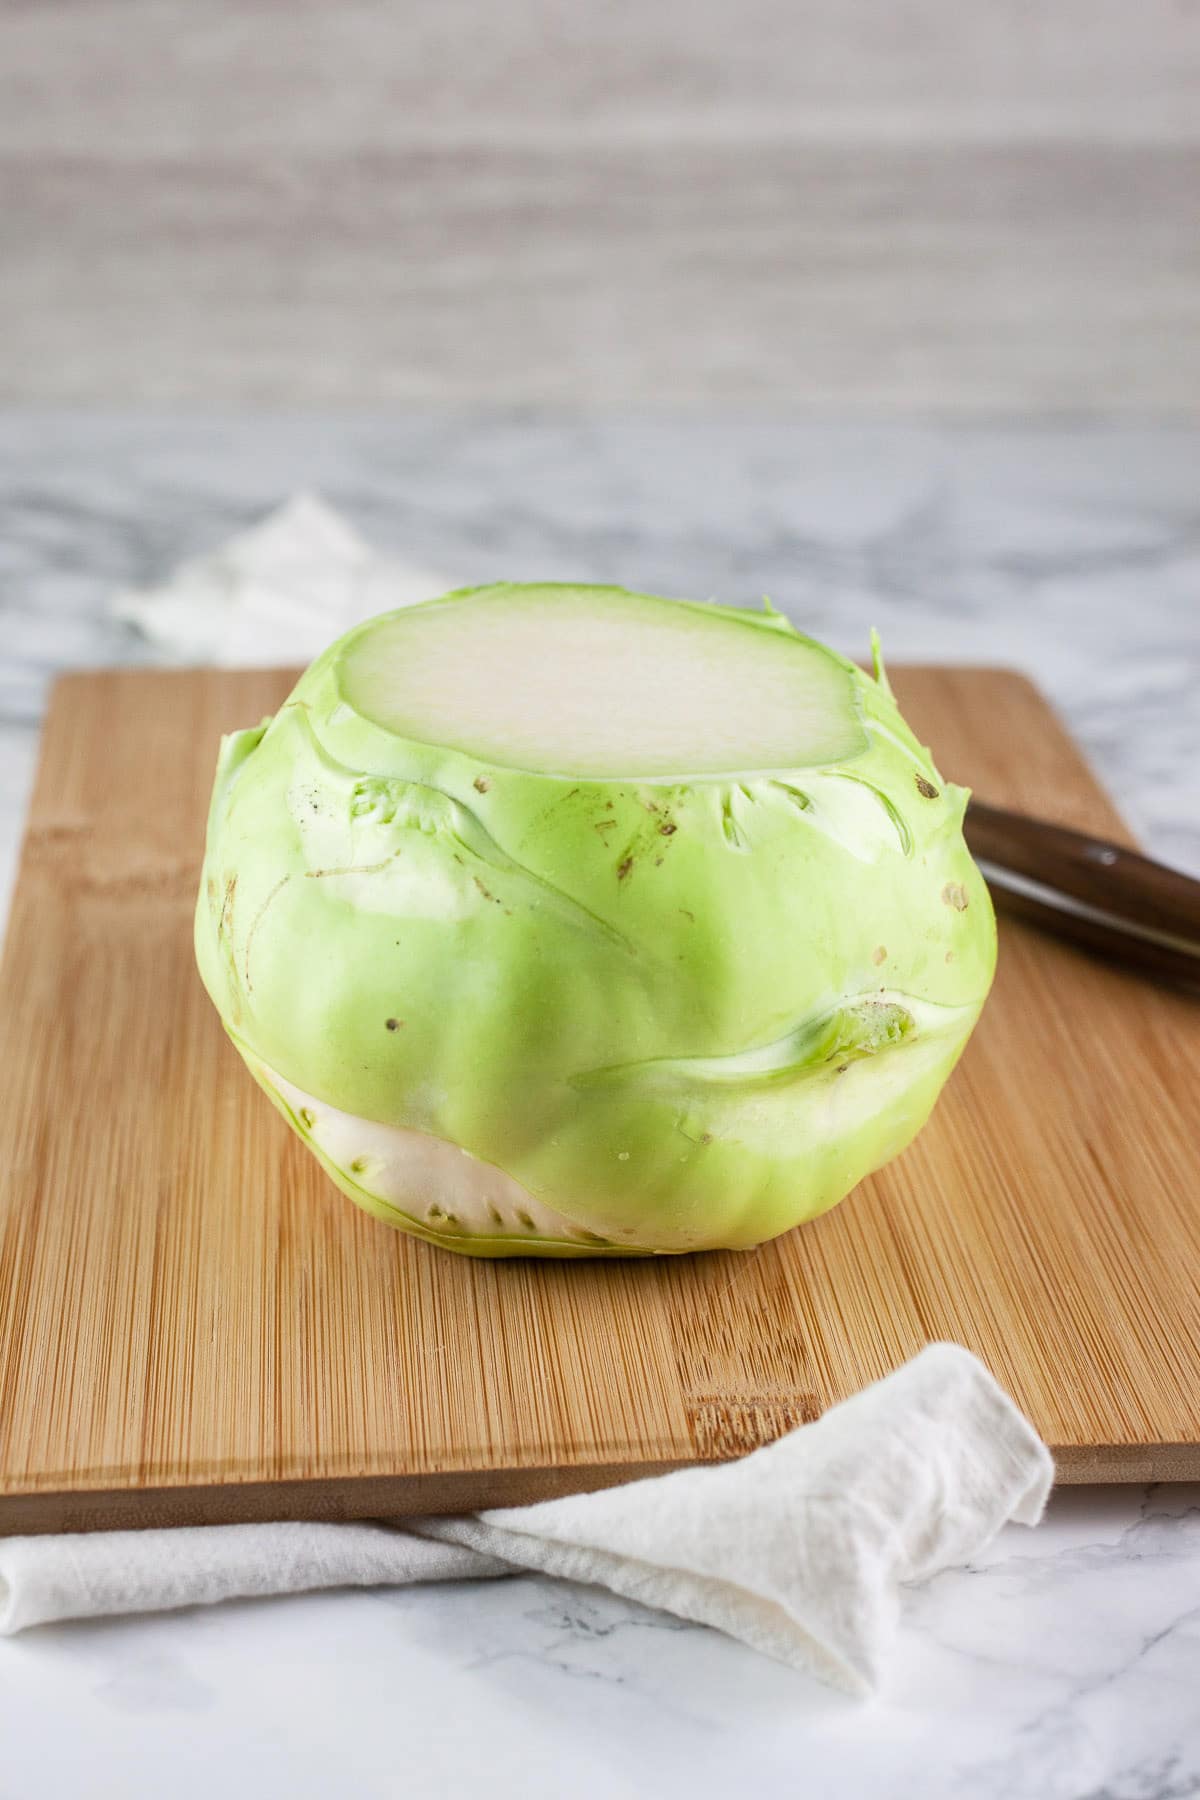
[[112, 493, 450, 666], [0, 1345, 1052, 1693]]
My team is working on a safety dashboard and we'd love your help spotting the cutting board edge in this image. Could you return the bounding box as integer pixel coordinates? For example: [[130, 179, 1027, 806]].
[[1051, 1442, 1200, 1485], [0, 1460, 698, 1538], [3, 1439, 1195, 1537]]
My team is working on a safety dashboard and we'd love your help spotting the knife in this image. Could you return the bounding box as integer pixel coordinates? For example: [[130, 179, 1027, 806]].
[[963, 800, 1200, 989]]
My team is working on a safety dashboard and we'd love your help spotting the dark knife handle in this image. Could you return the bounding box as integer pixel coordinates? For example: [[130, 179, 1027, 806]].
[[963, 799, 1200, 988]]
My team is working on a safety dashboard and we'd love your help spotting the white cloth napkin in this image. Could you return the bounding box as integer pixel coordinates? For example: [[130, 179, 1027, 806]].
[[0, 1345, 1052, 1692], [85, 503, 1054, 1692], [112, 493, 451, 665]]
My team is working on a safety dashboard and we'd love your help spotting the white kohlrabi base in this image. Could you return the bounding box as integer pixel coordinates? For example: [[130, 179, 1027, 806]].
[[261, 1059, 601, 1245]]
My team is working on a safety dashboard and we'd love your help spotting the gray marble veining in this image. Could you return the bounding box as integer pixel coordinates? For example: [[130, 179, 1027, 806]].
[[0, 415, 1198, 1796]]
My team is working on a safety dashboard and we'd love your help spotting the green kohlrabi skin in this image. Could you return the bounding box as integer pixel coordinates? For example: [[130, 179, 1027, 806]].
[[195, 585, 997, 1255]]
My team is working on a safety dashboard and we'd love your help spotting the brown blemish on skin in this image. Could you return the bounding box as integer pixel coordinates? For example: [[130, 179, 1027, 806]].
[[655, 857, 664, 867], [473, 874, 500, 904], [916, 775, 939, 799], [836, 1063, 849, 1074], [680, 908, 695, 922], [594, 819, 617, 835], [700, 1132, 713, 1145], [605, 799, 614, 810], [945, 949, 956, 963], [659, 821, 677, 837], [942, 882, 969, 911], [386, 1017, 403, 1031], [473, 776, 491, 793], [617, 856, 634, 882], [872, 945, 887, 965], [305, 859, 392, 879]]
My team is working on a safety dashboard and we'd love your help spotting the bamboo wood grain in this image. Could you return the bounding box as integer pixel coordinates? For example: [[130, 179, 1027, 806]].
[[1, 665, 1198, 1535]]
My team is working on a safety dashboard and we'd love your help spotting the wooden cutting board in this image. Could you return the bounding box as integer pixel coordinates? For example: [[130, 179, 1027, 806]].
[[1, 666, 1198, 1536]]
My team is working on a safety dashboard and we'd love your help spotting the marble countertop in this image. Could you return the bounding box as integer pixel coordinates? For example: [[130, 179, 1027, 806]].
[[0, 416, 1197, 1798]]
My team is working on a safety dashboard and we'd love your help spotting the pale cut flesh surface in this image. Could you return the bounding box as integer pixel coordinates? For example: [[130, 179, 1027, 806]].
[[338, 585, 866, 779], [259, 1058, 613, 1250]]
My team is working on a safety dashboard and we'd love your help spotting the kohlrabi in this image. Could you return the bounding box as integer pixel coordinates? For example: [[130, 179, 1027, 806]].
[[195, 584, 996, 1255]]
